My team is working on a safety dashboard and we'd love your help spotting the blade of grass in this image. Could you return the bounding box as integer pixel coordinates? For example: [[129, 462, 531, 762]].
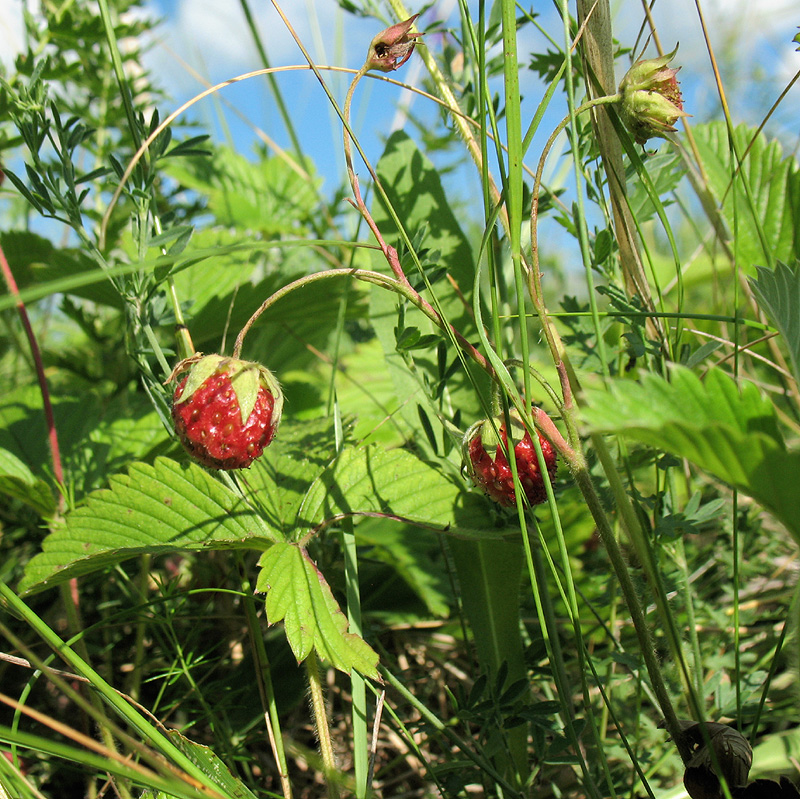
[[0, 582, 227, 792], [341, 518, 370, 798]]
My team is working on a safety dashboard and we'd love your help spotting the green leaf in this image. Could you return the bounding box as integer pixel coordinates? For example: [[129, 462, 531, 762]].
[[313, 338, 410, 447], [448, 538, 526, 678], [256, 542, 380, 678], [298, 444, 503, 540], [242, 416, 350, 534], [0, 386, 170, 499], [148, 224, 194, 256], [749, 261, 800, 384], [580, 366, 800, 541], [19, 458, 278, 594], [692, 122, 800, 271], [164, 730, 259, 799], [166, 145, 321, 235], [0, 447, 56, 516], [356, 518, 451, 617], [448, 538, 529, 778], [0, 230, 122, 308], [373, 129, 476, 328]]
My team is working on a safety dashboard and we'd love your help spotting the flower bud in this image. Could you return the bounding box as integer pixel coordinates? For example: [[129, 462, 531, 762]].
[[365, 15, 421, 73], [618, 47, 689, 144]]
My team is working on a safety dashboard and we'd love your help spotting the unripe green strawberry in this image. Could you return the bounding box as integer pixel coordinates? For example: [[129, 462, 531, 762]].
[[463, 410, 557, 507], [171, 354, 283, 470]]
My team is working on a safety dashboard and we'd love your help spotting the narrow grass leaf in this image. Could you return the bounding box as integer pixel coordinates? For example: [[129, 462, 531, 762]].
[[166, 730, 260, 799]]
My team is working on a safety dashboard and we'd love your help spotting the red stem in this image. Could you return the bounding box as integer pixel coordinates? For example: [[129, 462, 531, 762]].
[[347, 180, 491, 375], [0, 242, 65, 508]]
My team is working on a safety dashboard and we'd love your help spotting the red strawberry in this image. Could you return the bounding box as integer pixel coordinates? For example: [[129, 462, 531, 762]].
[[171, 354, 283, 470], [463, 410, 557, 507]]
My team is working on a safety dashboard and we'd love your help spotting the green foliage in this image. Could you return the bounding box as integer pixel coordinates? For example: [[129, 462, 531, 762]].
[[257, 542, 380, 678], [0, 447, 56, 517], [18, 458, 278, 593], [166, 145, 322, 236], [2, 0, 800, 797], [299, 443, 501, 540], [750, 260, 800, 383], [691, 121, 800, 271], [373, 130, 477, 329], [580, 366, 800, 540]]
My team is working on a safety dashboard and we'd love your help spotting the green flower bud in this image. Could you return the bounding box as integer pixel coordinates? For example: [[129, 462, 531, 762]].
[[618, 47, 689, 144]]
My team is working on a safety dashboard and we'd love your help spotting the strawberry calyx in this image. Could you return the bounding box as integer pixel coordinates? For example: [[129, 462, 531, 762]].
[[171, 354, 284, 430]]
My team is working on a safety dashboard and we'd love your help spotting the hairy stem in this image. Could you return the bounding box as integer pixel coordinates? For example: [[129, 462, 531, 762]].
[[305, 656, 339, 799], [237, 555, 293, 799]]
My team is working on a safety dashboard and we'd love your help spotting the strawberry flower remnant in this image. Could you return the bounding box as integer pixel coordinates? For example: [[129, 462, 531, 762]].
[[365, 14, 422, 72], [618, 47, 689, 144]]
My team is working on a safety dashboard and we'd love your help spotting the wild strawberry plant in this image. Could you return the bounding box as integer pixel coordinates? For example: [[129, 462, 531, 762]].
[[1, 0, 800, 798]]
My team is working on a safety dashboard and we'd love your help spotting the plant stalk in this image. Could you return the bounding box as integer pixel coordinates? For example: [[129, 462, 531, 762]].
[[305, 656, 340, 799]]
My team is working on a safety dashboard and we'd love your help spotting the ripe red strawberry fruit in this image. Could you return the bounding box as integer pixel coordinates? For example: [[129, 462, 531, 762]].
[[171, 354, 283, 470], [463, 410, 557, 507]]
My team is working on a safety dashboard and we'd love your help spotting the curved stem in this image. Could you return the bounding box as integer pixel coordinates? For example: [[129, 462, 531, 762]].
[[232, 266, 491, 375], [0, 241, 64, 508], [233, 267, 392, 359], [341, 59, 493, 380], [343, 66, 371, 211]]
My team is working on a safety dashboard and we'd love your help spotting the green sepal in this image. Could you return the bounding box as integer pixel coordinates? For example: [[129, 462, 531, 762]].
[[172, 355, 284, 428], [229, 364, 261, 424], [173, 354, 226, 404]]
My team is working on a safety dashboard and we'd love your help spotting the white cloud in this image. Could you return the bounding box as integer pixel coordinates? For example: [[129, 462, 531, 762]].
[[0, 0, 26, 70], [143, 0, 379, 94], [614, 0, 798, 63]]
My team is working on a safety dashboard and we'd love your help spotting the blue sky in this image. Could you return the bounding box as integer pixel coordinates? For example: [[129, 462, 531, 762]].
[[136, 0, 799, 163], [1, 0, 798, 248]]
